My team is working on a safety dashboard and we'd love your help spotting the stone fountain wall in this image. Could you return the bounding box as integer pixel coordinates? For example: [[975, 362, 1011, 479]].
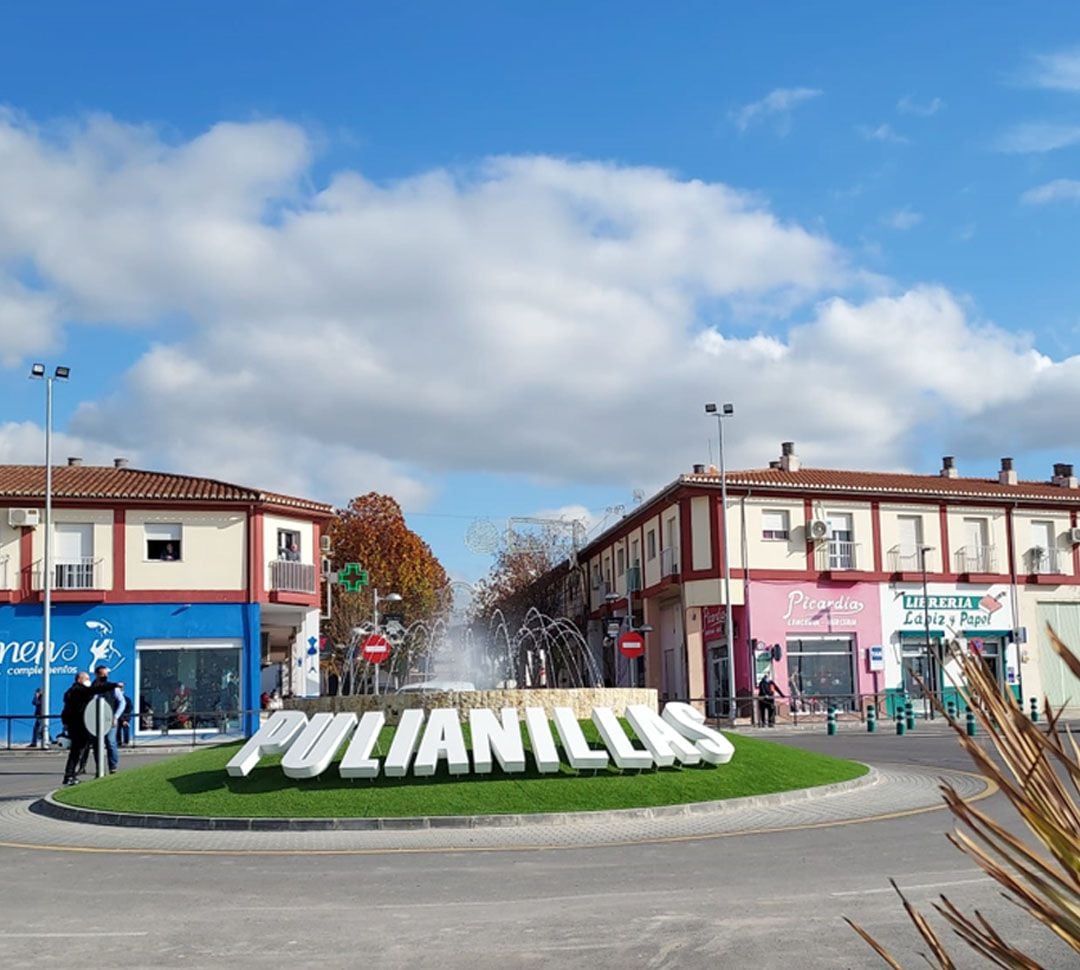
[[288, 687, 658, 723]]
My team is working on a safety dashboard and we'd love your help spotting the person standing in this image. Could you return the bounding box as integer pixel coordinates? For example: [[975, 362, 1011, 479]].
[[115, 683, 131, 747], [60, 671, 119, 786], [30, 687, 44, 747], [757, 674, 785, 728]]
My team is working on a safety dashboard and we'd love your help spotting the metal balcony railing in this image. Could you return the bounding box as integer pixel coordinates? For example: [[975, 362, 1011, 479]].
[[660, 547, 679, 577], [625, 565, 641, 593], [955, 544, 997, 574], [1026, 547, 1064, 575], [32, 556, 102, 590], [269, 560, 318, 593], [816, 540, 859, 571]]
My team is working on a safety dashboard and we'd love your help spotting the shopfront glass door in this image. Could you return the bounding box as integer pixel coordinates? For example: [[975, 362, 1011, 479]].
[[786, 638, 855, 711]]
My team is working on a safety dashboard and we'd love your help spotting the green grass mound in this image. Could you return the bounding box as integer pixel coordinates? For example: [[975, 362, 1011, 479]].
[[53, 723, 867, 819]]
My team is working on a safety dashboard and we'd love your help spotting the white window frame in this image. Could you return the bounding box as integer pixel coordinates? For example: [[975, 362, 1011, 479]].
[[145, 522, 183, 562], [646, 529, 657, 561], [761, 509, 790, 541]]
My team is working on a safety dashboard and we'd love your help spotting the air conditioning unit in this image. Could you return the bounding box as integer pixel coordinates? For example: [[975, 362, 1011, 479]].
[[1069, 527, 1080, 545], [8, 508, 41, 528], [808, 519, 829, 541]]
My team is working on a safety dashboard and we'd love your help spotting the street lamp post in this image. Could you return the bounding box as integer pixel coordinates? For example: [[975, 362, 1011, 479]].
[[920, 545, 936, 721], [705, 403, 736, 720], [372, 589, 401, 694], [29, 363, 70, 749]]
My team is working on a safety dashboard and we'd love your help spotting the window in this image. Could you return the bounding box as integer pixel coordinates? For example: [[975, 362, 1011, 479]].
[[761, 509, 790, 541], [145, 523, 182, 562], [136, 640, 241, 733], [592, 563, 602, 590], [646, 529, 657, 561], [54, 523, 95, 588], [786, 638, 855, 707], [1029, 521, 1057, 573], [616, 547, 625, 576], [897, 515, 923, 555], [277, 529, 301, 561], [827, 513, 853, 542], [631, 538, 640, 569]]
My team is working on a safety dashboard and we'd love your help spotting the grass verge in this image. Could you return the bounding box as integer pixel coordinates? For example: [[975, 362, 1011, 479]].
[[53, 722, 866, 818]]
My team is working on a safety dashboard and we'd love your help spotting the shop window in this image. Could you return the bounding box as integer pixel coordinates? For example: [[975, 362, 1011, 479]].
[[145, 523, 182, 562], [786, 638, 855, 709], [278, 529, 301, 561], [761, 509, 790, 541], [136, 641, 242, 734]]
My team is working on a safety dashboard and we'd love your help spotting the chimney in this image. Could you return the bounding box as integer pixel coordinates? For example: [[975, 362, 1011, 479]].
[[114, 457, 130, 469], [692, 463, 706, 475], [1053, 463, 1078, 489], [999, 457, 1017, 486], [66, 457, 82, 467], [940, 456, 958, 479], [768, 460, 782, 470], [780, 441, 800, 473]]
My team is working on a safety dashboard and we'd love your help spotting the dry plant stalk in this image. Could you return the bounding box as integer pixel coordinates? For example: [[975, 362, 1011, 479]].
[[846, 624, 1080, 967]]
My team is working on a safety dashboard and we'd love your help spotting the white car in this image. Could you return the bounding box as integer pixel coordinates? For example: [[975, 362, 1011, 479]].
[[394, 680, 476, 694]]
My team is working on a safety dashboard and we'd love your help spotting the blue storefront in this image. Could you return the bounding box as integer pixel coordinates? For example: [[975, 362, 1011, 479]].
[[0, 602, 260, 744]]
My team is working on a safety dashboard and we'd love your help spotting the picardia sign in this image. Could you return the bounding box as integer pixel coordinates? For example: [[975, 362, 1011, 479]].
[[227, 703, 735, 780]]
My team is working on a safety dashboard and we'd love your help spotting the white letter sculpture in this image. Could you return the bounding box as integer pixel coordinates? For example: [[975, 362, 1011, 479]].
[[339, 711, 386, 779], [523, 707, 561, 773], [552, 706, 609, 770], [414, 708, 470, 776], [469, 708, 526, 773], [625, 705, 702, 767], [226, 710, 308, 777], [281, 712, 358, 779], [591, 707, 654, 770], [384, 709, 425, 777], [661, 702, 735, 764]]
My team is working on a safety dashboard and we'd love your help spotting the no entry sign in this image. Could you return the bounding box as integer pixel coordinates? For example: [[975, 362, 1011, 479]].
[[618, 631, 645, 659], [362, 633, 391, 664]]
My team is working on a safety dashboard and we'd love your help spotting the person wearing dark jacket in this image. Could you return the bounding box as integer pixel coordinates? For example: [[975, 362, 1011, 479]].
[[60, 672, 120, 785]]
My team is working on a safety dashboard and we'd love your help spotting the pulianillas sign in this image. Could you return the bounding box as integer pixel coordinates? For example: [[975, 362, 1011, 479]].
[[227, 704, 734, 780]]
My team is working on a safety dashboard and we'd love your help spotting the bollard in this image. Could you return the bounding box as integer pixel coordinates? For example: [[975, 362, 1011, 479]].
[[827, 705, 837, 736], [1029, 698, 1039, 723], [895, 709, 905, 735], [946, 699, 956, 722], [965, 706, 977, 737], [866, 704, 877, 733], [905, 700, 916, 732]]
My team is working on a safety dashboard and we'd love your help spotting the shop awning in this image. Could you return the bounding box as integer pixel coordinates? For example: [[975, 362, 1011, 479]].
[[899, 630, 945, 639]]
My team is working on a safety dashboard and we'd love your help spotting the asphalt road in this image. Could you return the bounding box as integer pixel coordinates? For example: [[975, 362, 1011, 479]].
[[0, 730, 1072, 970]]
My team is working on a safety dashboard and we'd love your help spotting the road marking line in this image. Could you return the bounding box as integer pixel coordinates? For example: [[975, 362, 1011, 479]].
[[0, 932, 149, 938], [832, 875, 988, 897]]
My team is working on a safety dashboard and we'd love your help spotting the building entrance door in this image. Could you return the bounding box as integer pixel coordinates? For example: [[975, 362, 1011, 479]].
[[707, 645, 731, 718]]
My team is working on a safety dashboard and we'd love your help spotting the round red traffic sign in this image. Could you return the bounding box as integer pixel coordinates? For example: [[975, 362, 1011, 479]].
[[362, 633, 391, 664], [618, 631, 645, 659]]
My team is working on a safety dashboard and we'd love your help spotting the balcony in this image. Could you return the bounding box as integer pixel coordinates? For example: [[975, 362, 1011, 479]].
[[954, 545, 997, 576], [660, 547, 679, 578], [29, 557, 105, 599], [269, 560, 318, 595], [815, 540, 860, 573], [625, 565, 642, 593], [1026, 547, 1067, 582], [888, 548, 921, 572]]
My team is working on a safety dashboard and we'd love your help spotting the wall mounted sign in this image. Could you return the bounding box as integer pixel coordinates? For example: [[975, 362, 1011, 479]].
[[226, 703, 735, 780]]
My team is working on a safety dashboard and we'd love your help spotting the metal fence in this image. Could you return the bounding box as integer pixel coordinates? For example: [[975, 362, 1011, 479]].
[[0, 708, 264, 751]]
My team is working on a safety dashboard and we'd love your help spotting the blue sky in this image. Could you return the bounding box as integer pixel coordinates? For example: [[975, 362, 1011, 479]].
[[2, 3, 1080, 582]]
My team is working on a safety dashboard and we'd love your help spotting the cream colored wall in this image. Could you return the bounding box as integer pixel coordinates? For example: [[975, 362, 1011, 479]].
[[1012, 510, 1075, 576], [263, 514, 315, 590], [690, 496, 712, 571], [945, 506, 1008, 571], [31, 509, 114, 589], [127, 510, 247, 590], [684, 577, 744, 608], [0, 521, 19, 589], [879, 503, 944, 572], [742, 498, 806, 571], [642, 515, 661, 588]]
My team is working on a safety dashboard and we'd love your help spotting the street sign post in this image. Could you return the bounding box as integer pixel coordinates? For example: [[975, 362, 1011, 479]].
[[363, 633, 391, 694], [618, 631, 645, 659], [83, 696, 114, 780]]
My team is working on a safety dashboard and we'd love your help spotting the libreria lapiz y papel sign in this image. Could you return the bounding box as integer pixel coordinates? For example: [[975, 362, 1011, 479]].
[[227, 703, 735, 780]]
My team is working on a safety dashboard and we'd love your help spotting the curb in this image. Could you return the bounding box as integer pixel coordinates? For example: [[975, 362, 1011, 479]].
[[33, 766, 877, 832]]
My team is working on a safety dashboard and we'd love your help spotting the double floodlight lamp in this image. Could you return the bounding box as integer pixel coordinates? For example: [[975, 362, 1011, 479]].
[[704, 402, 734, 416], [29, 363, 70, 381]]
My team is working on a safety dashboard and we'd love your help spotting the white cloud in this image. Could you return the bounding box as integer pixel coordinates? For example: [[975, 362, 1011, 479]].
[[1028, 47, 1080, 92], [3, 109, 1080, 507], [882, 208, 923, 230], [859, 123, 909, 145], [732, 87, 822, 133], [897, 96, 944, 117], [0, 278, 61, 366], [996, 122, 1080, 153], [1021, 178, 1080, 204]]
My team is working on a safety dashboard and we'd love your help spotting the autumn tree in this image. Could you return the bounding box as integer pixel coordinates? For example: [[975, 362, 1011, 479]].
[[470, 536, 560, 627], [322, 493, 448, 681]]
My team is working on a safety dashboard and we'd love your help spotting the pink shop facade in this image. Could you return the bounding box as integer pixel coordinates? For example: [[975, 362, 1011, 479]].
[[744, 580, 885, 703]]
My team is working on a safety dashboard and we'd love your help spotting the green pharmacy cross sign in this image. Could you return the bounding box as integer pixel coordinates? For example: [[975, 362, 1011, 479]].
[[337, 563, 369, 592]]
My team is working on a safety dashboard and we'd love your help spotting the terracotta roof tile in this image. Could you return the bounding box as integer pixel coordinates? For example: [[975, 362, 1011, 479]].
[[681, 467, 1080, 503], [0, 465, 333, 514]]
